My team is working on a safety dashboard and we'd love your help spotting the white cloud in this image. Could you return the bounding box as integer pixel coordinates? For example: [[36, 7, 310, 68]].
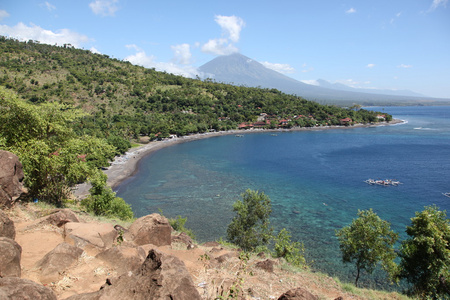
[[43, 2, 56, 11], [171, 43, 192, 65], [89, 0, 119, 17], [215, 15, 245, 43], [366, 63, 376, 68], [346, 8, 356, 14], [260, 61, 295, 74], [430, 0, 448, 10], [201, 15, 245, 56], [90, 47, 101, 54], [0, 10, 10, 21], [0, 22, 91, 47], [398, 64, 412, 68], [201, 38, 239, 55], [125, 48, 201, 78]]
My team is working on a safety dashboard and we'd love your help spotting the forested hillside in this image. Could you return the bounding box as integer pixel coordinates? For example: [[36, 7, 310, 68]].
[[0, 36, 390, 141]]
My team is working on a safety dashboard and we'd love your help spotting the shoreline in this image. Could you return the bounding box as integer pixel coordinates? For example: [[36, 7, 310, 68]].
[[73, 119, 404, 199]]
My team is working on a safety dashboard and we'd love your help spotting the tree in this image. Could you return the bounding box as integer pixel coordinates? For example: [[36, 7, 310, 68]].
[[226, 189, 273, 251], [398, 205, 450, 299], [81, 171, 134, 221], [336, 209, 398, 287]]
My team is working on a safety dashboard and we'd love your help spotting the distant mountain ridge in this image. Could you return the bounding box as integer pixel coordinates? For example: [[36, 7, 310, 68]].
[[199, 53, 448, 105], [313, 79, 425, 98]]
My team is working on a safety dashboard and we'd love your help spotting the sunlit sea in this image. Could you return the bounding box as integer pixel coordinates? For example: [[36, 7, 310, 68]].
[[117, 106, 450, 288]]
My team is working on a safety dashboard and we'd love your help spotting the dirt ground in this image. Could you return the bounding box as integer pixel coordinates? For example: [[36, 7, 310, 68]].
[[4, 204, 409, 300]]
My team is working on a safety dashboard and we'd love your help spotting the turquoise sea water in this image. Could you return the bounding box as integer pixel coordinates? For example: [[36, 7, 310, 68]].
[[117, 106, 450, 288]]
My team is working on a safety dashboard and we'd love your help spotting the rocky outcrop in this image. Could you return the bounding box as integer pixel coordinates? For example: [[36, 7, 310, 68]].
[[0, 277, 57, 300], [0, 210, 15, 239], [126, 214, 172, 246], [255, 258, 276, 273], [95, 245, 147, 274], [44, 209, 80, 227], [36, 242, 84, 284], [66, 249, 201, 300], [64, 222, 117, 250], [278, 287, 318, 300], [0, 237, 22, 277], [0, 150, 25, 208], [172, 232, 195, 249]]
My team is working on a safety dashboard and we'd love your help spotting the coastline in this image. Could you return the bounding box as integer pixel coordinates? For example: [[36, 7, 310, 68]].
[[72, 119, 404, 199]]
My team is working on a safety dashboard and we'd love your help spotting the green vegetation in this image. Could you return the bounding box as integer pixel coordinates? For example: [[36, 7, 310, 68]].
[[0, 36, 390, 144], [336, 209, 398, 287], [226, 189, 273, 252], [80, 171, 133, 221], [398, 205, 450, 299], [273, 228, 306, 267], [226, 189, 307, 268], [167, 215, 195, 239]]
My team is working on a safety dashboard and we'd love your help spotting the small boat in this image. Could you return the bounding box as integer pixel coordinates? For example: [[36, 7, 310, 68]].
[[235, 134, 244, 137], [365, 179, 402, 186], [443, 192, 450, 198]]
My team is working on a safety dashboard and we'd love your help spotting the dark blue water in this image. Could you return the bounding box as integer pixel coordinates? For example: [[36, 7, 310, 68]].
[[117, 106, 450, 287]]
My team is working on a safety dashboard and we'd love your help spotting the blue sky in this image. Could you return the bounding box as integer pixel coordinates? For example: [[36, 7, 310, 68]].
[[1, 0, 449, 98]]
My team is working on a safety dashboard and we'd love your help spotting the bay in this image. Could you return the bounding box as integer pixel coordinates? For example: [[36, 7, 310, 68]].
[[116, 106, 450, 288]]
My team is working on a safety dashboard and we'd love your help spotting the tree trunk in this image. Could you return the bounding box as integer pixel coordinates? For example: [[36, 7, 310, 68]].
[[355, 265, 360, 287]]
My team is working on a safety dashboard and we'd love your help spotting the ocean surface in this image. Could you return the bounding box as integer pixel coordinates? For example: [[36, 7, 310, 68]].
[[116, 106, 450, 288]]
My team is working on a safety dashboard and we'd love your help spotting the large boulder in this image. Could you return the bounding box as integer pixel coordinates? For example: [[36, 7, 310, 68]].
[[126, 214, 172, 246], [0, 237, 22, 277], [64, 222, 117, 250], [44, 209, 80, 227], [95, 245, 147, 274], [278, 287, 318, 300], [36, 243, 83, 284], [66, 249, 201, 300], [0, 210, 15, 239], [0, 277, 57, 300], [0, 150, 25, 208]]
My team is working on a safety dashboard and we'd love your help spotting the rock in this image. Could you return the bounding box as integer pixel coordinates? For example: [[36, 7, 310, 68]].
[[45, 209, 80, 227], [255, 259, 275, 273], [278, 287, 318, 300], [171, 232, 195, 249], [95, 245, 147, 274], [0, 210, 15, 239], [0, 237, 22, 278], [66, 249, 201, 300], [215, 253, 235, 264], [0, 150, 25, 208], [0, 277, 57, 300], [126, 214, 172, 246], [64, 222, 117, 250], [36, 243, 83, 284]]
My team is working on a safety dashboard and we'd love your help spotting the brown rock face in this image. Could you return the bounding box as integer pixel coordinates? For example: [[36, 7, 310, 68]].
[[0, 237, 22, 278], [36, 243, 84, 284], [0, 277, 57, 300], [126, 214, 172, 246], [66, 249, 201, 300], [45, 209, 80, 227], [255, 259, 275, 273], [64, 222, 117, 249], [0, 210, 15, 239], [95, 245, 147, 274], [278, 287, 319, 300], [0, 150, 25, 208]]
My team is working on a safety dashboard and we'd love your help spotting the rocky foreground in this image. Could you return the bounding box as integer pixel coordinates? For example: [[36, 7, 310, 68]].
[[0, 204, 411, 300]]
